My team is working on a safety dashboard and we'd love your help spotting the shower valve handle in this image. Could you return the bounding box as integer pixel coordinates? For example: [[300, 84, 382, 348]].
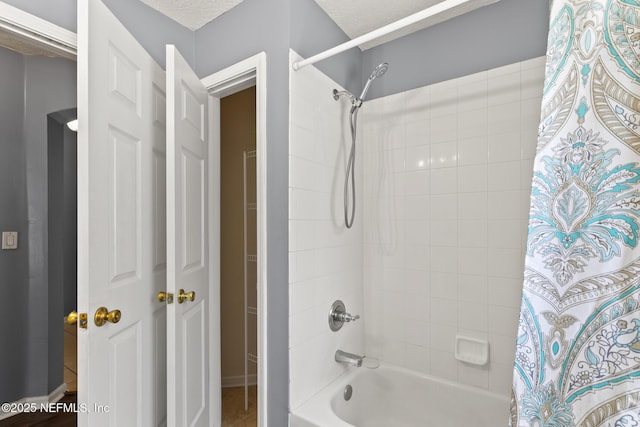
[[329, 300, 360, 331], [337, 312, 360, 322]]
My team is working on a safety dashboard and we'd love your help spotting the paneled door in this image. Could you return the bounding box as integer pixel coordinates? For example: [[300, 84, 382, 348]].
[[77, 0, 168, 425], [166, 45, 212, 427]]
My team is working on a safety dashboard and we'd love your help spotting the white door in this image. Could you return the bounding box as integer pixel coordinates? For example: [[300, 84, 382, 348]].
[[166, 45, 212, 427], [77, 0, 167, 425]]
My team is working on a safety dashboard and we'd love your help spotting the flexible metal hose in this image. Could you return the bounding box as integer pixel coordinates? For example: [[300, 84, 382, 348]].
[[345, 105, 359, 228]]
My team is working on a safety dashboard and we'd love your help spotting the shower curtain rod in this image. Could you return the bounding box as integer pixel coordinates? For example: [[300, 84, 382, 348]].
[[292, 0, 501, 71]]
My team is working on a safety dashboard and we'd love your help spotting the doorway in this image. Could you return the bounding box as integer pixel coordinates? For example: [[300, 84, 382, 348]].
[[47, 109, 78, 394], [219, 86, 258, 426]]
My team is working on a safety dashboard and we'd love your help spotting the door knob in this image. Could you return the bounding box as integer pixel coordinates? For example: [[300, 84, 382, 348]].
[[94, 307, 121, 327], [67, 311, 78, 325], [157, 292, 174, 304], [177, 289, 195, 304]]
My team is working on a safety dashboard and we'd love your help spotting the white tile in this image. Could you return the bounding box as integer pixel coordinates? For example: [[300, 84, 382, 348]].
[[488, 248, 525, 278], [458, 164, 488, 193], [430, 298, 458, 329], [458, 136, 488, 166], [430, 168, 457, 194], [289, 278, 317, 315], [458, 247, 488, 276], [488, 191, 523, 219], [488, 276, 524, 309], [404, 119, 431, 147], [405, 269, 429, 296], [404, 319, 429, 348], [458, 274, 488, 304], [405, 245, 430, 271], [521, 131, 538, 160], [430, 350, 458, 381], [488, 161, 521, 191], [489, 362, 516, 397], [404, 195, 430, 221], [458, 361, 489, 389], [488, 61, 521, 78], [430, 113, 457, 144], [404, 343, 430, 373], [458, 77, 488, 113], [488, 71, 520, 106], [404, 86, 430, 124], [430, 194, 457, 220], [430, 80, 458, 118], [458, 193, 488, 219], [430, 246, 458, 273], [489, 334, 517, 365], [431, 271, 458, 300], [458, 219, 488, 248], [458, 108, 488, 140], [458, 301, 488, 333], [488, 219, 524, 249], [488, 102, 522, 134], [404, 292, 430, 322], [521, 97, 542, 131], [488, 305, 520, 338], [430, 141, 458, 169], [405, 145, 429, 171], [405, 170, 430, 195], [488, 132, 521, 163], [405, 220, 430, 247], [430, 220, 458, 247]]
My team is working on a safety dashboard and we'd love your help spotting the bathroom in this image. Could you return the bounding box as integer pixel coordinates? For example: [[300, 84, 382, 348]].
[[6, 0, 636, 426]]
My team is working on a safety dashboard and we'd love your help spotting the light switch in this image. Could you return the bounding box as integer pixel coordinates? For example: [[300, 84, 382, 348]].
[[2, 232, 18, 250]]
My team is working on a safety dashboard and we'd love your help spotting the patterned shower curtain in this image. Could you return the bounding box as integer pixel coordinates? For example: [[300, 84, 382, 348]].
[[511, 1, 640, 426]]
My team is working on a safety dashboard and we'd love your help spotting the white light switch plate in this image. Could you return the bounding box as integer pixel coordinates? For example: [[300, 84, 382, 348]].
[[2, 231, 18, 250]]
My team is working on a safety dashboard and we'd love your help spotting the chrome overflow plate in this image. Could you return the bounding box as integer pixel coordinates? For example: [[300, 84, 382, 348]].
[[344, 384, 353, 401]]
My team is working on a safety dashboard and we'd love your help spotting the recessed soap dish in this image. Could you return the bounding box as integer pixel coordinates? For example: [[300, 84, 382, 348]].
[[455, 335, 489, 366]]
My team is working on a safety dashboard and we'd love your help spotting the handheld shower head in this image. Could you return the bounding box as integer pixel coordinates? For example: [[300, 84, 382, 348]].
[[359, 62, 389, 102]]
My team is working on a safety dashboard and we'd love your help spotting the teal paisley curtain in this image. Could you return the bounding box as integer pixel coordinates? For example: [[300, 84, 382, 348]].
[[511, 1, 640, 426]]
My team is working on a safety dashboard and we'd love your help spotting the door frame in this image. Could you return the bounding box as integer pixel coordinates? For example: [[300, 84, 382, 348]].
[[201, 52, 268, 427], [0, 6, 269, 426]]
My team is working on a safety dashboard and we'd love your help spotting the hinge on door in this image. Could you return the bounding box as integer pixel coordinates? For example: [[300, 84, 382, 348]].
[[78, 313, 88, 329]]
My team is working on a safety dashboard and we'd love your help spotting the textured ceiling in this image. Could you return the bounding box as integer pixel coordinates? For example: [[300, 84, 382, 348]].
[[313, 0, 500, 50], [140, 0, 499, 49], [139, 0, 243, 30]]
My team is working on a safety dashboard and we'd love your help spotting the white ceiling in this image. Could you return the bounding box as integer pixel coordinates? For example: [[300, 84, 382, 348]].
[[142, 0, 499, 50]]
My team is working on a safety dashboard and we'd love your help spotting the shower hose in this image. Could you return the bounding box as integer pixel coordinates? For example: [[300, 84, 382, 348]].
[[345, 105, 359, 229]]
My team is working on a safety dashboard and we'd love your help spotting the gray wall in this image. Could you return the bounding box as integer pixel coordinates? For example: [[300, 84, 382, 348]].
[[0, 47, 29, 404], [362, 0, 550, 99], [195, 1, 291, 424], [195, 0, 361, 423], [23, 56, 77, 398], [0, 50, 76, 404]]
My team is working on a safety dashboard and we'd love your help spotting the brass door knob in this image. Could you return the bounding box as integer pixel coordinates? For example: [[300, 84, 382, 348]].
[[67, 311, 78, 325], [94, 307, 122, 327], [177, 289, 195, 304], [157, 292, 174, 304]]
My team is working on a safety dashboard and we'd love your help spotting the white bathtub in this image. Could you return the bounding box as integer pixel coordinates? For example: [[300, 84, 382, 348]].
[[290, 363, 510, 427]]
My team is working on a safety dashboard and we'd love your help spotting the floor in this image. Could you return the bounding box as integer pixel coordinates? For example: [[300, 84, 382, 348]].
[[2, 325, 256, 426], [222, 385, 258, 427], [63, 321, 77, 392]]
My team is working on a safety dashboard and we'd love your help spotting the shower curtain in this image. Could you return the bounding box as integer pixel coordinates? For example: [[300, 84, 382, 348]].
[[511, 1, 640, 426]]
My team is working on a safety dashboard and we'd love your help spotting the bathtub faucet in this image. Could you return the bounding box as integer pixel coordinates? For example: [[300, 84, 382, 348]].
[[335, 349, 364, 367]]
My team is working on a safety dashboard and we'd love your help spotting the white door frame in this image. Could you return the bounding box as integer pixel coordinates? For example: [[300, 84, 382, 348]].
[[201, 52, 268, 427], [0, 6, 269, 426]]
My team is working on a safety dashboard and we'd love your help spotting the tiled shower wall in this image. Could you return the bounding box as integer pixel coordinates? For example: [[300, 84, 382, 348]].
[[288, 51, 365, 410], [361, 57, 545, 397]]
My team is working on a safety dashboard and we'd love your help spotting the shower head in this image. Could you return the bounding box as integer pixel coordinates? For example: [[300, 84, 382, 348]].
[[358, 62, 388, 102]]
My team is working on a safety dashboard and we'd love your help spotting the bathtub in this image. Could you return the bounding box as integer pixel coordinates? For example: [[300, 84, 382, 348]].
[[290, 363, 510, 427]]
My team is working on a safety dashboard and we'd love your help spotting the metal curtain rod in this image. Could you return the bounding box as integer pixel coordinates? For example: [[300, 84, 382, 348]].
[[292, 0, 500, 71]]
